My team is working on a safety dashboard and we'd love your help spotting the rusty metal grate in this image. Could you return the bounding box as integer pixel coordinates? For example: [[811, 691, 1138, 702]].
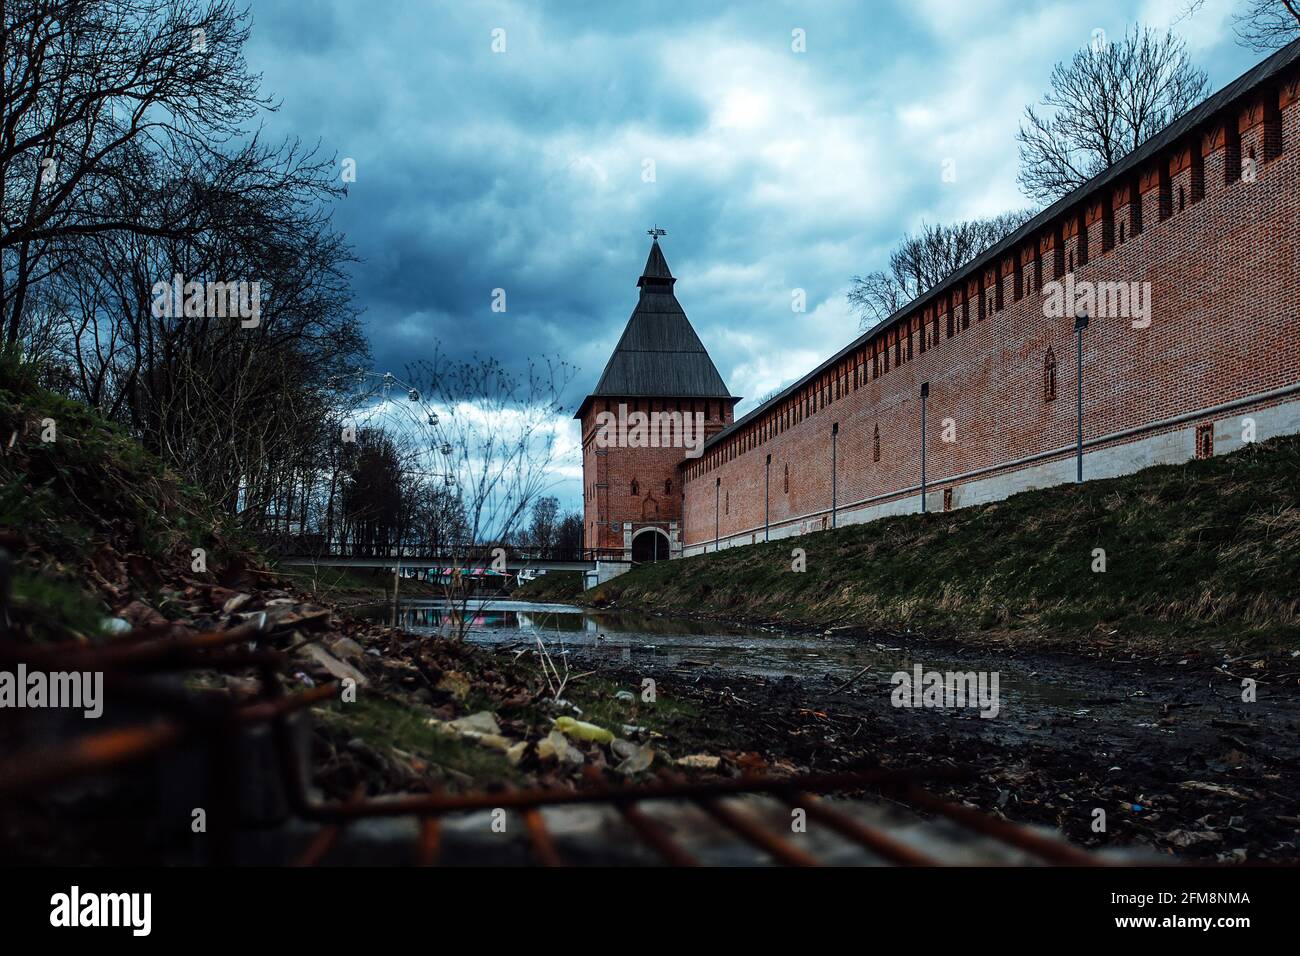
[[0, 624, 1100, 867]]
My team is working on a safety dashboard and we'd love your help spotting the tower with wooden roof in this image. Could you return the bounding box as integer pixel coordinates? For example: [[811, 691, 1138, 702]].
[[576, 233, 738, 561]]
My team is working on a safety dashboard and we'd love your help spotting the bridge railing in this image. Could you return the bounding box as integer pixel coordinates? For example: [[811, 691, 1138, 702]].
[[255, 534, 626, 565]]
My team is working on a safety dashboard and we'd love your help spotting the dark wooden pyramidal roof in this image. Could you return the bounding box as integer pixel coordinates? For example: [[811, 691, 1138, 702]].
[[577, 238, 735, 417]]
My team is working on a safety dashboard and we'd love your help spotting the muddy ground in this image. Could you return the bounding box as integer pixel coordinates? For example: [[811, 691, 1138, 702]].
[[539, 619, 1300, 862], [11, 572, 1296, 864]]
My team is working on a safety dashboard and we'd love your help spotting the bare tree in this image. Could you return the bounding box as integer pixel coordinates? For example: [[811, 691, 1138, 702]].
[[407, 350, 575, 640], [554, 510, 582, 555], [1, 0, 268, 344], [38, 135, 364, 518], [527, 495, 560, 551], [1179, 0, 1300, 50], [1234, 1, 1300, 50], [1016, 26, 1209, 204], [849, 210, 1036, 331], [337, 427, 405, 556]]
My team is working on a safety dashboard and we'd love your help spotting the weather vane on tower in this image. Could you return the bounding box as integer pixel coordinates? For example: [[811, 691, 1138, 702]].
[[647, 225, 667, 240]]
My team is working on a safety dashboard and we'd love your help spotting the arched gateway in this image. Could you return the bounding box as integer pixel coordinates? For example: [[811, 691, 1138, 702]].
[[631, 527, 670, 563]]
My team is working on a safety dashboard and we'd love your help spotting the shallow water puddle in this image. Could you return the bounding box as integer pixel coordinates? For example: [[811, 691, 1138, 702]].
[[363, 599, 1122, 718]]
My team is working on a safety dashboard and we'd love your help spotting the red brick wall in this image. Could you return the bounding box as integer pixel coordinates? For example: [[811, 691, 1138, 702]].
[[581, 398, 733, 550], [681, 76, 1300, 547]]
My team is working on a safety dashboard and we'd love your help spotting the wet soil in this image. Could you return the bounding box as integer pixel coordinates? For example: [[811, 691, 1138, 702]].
[[539, 620, 1300, 862]]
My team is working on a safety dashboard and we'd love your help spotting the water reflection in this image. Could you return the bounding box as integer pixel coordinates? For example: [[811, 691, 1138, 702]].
[[359, 599, 1107, 716], [387, 601, 587, 634], [377, 600, 760, 641]]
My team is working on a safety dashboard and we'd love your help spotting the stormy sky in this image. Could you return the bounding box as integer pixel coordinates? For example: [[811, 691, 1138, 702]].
[[245, 0, 1260, 510]]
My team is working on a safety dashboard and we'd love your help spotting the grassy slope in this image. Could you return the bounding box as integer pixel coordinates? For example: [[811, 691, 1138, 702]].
[[0, 356, 245, 641], [511, 570, 584, 602], [590, 436, 1300, 652]]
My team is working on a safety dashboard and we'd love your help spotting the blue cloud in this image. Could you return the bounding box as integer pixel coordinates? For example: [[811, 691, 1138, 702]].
[[242, 0, 1265, 508]]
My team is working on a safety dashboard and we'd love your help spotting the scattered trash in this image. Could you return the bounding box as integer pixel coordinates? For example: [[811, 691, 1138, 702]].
[[537, 729, 584, 765], [611, 738, 655, 774], [553, 716, 614, 744], [221, 593, 252, 614], [327, 636, 366, 663], [1163, 829, 1223, 847], [1178, 781, 1251, 801], [427, 711, 514, 752], [676, 754, 721, 770], [236, 610, 268, 632], [447, 711, 501, 736], [303, 643, 367, 686]]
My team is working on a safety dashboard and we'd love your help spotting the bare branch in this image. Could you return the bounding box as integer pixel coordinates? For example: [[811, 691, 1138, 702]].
[[1016, 26, 1209, 204]]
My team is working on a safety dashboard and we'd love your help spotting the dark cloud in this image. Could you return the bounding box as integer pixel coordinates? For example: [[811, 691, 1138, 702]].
[[240, 0, 1259, 503]]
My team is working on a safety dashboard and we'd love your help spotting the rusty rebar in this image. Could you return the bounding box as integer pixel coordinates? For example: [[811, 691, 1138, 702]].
[[0, 684, 334, 800], [280, 767, 968, 822], [521, 807, 563, 866], [0, 723, 184, 798], [295, 823, 345, 867], [691, 795, 820, 866], [887, 783, 1099, 866], [784, 792, 937, 866], [614, 802, 698, 866], [416, 817, 442, 866], [0, 617, 1106, 867], [0, 621, 265, 671]]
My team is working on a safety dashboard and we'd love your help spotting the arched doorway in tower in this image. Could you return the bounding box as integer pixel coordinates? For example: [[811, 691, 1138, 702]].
[[631, 527, 670, 563]]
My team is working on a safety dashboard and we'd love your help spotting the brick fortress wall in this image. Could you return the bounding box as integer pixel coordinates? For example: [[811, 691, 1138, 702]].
[[680, 60, 1300, 553]]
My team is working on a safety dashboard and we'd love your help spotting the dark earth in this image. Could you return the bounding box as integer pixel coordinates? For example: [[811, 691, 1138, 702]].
[[538, 615, 1300, 862]]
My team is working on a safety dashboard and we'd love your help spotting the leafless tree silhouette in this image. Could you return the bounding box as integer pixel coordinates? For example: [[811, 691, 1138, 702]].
[[1, 0, 267, 343], [407, 351, 575, 639], [849, 211, 1036, 331], [1016, 26, 1209, 204]]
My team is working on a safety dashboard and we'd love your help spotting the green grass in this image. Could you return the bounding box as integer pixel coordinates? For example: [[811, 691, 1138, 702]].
[[9, 571, 109, 642], [317, 695, 521, 787], [0, 350, 246, 641], [561, 676, 701, 734], [590, 436, 1300, 653], [511, 570, 585, 602]]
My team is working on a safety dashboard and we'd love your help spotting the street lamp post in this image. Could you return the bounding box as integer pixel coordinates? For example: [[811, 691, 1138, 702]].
[[920, 382, 929, 514], [764, 454, 771, 542], [715, 476, 721, 552], [831, 423, 839, 529], [1075, 307, 1090, 484]]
